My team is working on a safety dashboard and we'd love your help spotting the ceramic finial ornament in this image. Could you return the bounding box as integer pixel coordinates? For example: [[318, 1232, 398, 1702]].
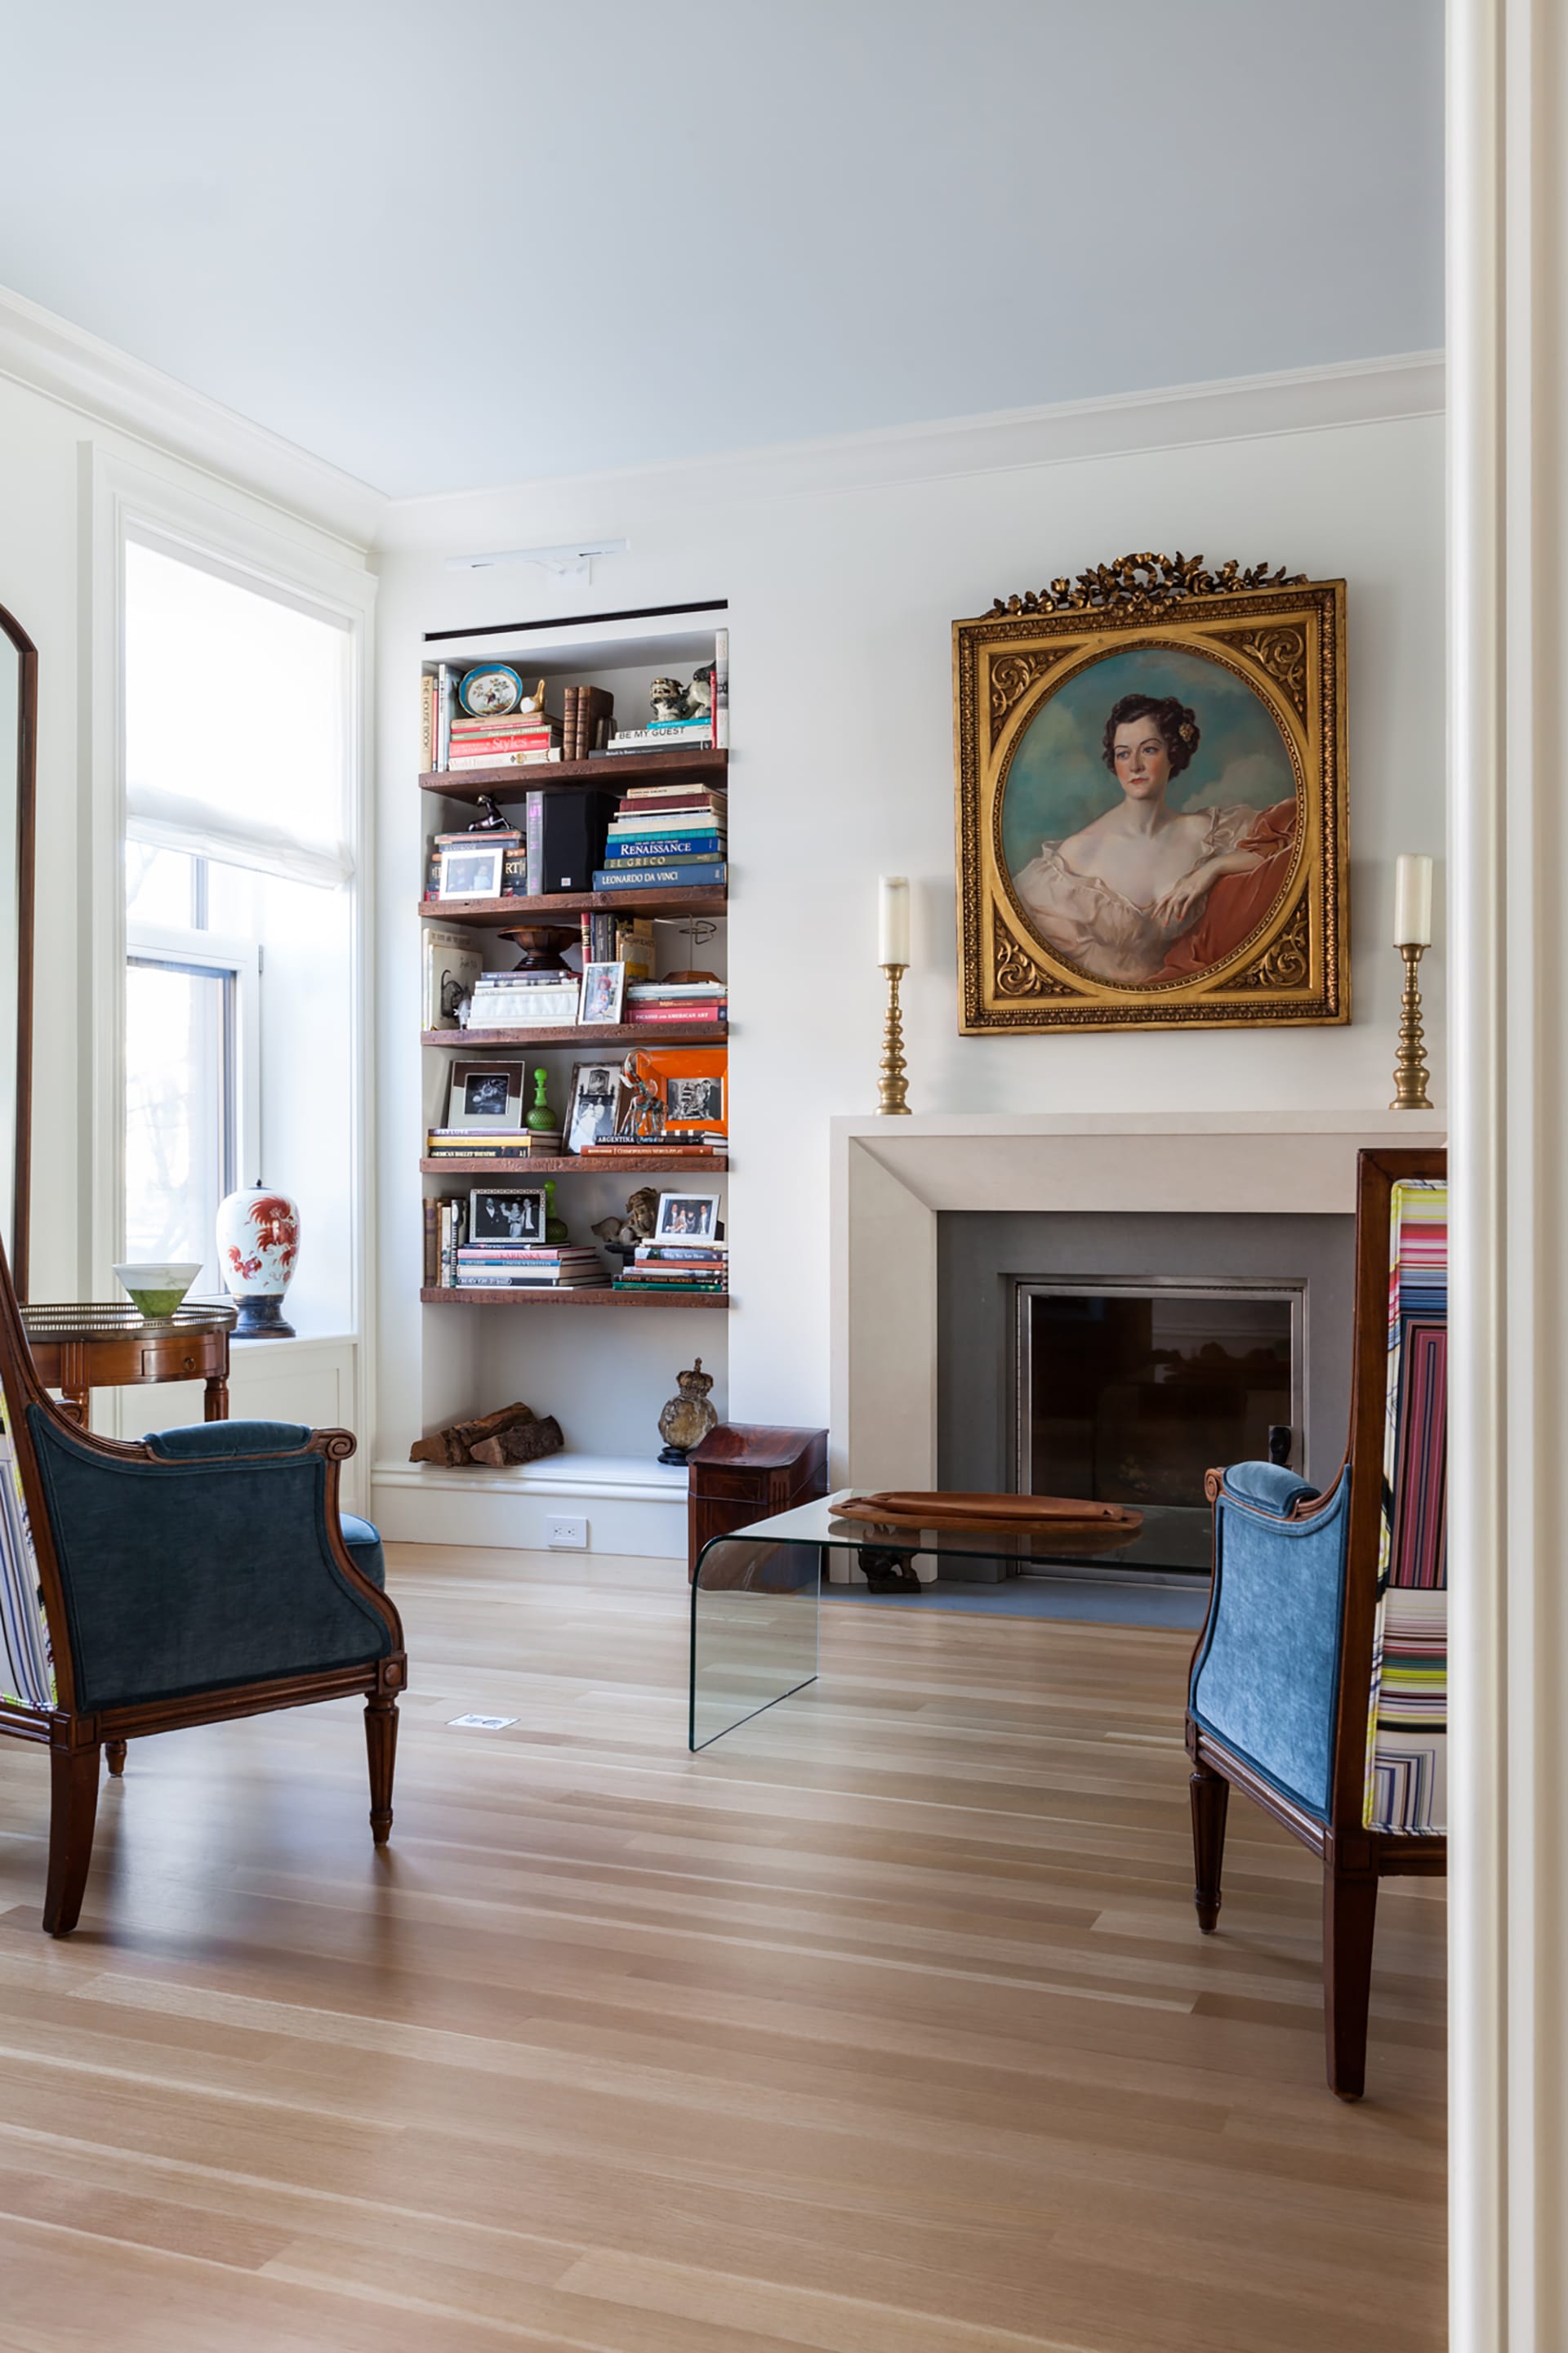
[[216, 1184, 300, 1337], [657, 1358, 717, 1466]]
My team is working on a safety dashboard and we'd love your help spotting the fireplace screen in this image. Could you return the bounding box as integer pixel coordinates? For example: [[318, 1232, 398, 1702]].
[[1018, 1282, 1298, 1571]]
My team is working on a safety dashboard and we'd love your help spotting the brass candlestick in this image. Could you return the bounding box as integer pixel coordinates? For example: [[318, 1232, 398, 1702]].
[[877, 964, 911, 1116], [1391, 943, 1433, 1111]]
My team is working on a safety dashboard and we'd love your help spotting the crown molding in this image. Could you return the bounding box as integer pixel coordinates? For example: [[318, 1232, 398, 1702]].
[[0, 282, 386, 553], [376, 350, 1446, 553]]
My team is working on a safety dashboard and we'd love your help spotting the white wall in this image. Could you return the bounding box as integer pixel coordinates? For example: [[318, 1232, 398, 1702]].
[[373, 362, 1446, 1497]]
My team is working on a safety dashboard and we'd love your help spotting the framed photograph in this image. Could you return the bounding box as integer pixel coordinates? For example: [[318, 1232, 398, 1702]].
[[653, 1191, 721, 1242], [622, 1045, 727, 1137], [438, 840, 506, 902], [469, 1186, 546, 1242], [578, 960, 627, 1026], [953, 554, 1348, 1032], [446, 1058, 524, 1131], [567, 1061, 621, 1154], [422, 925, 484, 1030]]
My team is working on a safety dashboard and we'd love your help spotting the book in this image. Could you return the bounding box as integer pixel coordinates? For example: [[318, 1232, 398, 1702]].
[[611, 804, 727, 825], [604, 836, 724, 860], [446, 729, 559, 755], [436, 663, 453, 769], [421, 674, 438, 771], [562, 685, 582, 762], [591, 861, 728, 890], [626, 1005, 726, 1025], [620, 782, 728, 802], [423, 1198, 439, 1285], [446, 750, 564, 769], [525, 791, 544, 894], [436, 827, 521, 848], [626, 980, 727, 996], [577, 1142, 727, 1159], [422, 926, 486, 1029]]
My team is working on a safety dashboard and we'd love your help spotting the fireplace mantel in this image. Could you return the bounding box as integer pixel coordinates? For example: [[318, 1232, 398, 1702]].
[[829, 1107, 1446, 1489]]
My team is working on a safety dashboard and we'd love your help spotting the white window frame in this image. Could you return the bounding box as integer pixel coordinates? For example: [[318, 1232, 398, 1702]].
[[85, 448, 376, 1465], [123, 922, 262, 1262]]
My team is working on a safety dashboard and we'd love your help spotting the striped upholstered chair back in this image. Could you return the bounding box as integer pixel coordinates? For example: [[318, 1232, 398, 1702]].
[[1363, 1175, 1447, 1838], [1185, 1146, 1446, 2097]]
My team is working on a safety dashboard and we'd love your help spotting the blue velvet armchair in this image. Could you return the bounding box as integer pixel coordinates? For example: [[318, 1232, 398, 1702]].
[[0, 1252, 405, 1934], [1186, 1148, 1446, 2098]]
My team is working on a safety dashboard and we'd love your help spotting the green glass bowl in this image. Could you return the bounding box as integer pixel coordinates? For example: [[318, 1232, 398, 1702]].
[[112, 1261, 202, 1320]]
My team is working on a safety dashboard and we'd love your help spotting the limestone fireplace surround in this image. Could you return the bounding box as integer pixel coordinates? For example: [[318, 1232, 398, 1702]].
[[830, 1109, 1447, 1493]]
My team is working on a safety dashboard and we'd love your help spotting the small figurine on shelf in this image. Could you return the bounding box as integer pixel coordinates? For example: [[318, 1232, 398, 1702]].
[[590, 1187, 658, 1270], [543, 1181, 569, 1245], [657, 1358, 718, 1465], [615, 1051, 665, 1142]]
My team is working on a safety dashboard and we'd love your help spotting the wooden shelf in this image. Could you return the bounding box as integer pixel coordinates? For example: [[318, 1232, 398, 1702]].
[[423, 747, 727, 799], [421, 885, 726, 926], [420, 1285, 728, 1309], [423, 1024, 728, 1049], [421, 1154, 728, 1176]]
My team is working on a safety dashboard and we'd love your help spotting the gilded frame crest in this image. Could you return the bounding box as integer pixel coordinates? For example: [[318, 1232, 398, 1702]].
[[952, 555, 1348, 1032]]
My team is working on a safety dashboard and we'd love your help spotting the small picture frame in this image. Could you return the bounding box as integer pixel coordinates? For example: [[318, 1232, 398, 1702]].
[[447, 1059, 524, 1131], [438, 840, 506, 901], [653, 1191, 721, 1242], [578, 960, 627, 1026], [567, 1061, 621, 1154], [469, 1186, 546, 1243]]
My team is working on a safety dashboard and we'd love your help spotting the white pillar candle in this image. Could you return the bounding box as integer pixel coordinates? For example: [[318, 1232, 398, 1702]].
[[878, 875, 911, 967], [1394, 853, 1433, 947]]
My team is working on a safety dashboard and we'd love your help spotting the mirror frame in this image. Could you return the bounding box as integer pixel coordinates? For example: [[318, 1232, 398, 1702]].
[[0, 604, 35, 1299]]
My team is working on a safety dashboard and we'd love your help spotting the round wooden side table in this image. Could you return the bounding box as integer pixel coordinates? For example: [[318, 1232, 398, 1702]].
[[19, 1300, 238, 1428]]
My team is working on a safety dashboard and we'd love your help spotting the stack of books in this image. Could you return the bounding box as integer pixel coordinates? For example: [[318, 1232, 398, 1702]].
[[626, 980, 728, 1027], [604, 715, 713, 755], [593, 782, 727, 894], [425, 1130, 529, 1164], [456, 1246, 607, 1291], [613, 1241, 728, 1296], [445, 716, 563, 771], [468, 969, 580, 1028], [562, 686, 613, 760]]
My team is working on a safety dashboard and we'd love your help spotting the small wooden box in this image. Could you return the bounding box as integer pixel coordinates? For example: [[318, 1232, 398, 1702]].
[[686, 1423, 829, 1580]]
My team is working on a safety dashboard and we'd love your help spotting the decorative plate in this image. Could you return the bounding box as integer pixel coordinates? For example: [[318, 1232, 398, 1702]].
[[458, 665, 527, 717]]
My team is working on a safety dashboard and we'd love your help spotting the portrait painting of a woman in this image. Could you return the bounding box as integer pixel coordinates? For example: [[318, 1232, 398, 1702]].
[[1000, 646, 1299, 990]]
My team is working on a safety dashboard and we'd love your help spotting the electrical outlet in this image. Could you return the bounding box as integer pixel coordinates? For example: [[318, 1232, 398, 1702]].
[[548, 1516, 587, 1549]]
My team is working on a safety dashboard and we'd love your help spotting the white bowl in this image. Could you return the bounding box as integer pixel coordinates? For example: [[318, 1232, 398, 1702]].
[[112, 1261, 202, 1317]]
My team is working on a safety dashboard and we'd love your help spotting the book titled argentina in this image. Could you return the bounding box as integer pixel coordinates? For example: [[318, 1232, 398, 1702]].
[[592, 858, 728, 889]]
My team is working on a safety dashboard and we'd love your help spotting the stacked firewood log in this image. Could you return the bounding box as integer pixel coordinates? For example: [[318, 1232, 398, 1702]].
[[408, 1402, 564, 1468]]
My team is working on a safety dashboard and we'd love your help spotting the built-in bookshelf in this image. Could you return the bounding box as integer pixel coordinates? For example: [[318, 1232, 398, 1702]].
[[415, 608, 731, 1460]]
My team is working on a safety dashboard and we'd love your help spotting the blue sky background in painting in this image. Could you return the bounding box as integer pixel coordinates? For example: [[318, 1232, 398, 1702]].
[[999, 644, 1298, 878]]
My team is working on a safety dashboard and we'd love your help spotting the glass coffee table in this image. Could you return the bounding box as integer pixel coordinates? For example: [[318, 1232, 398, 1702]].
[[689, 1490, 1143, 1750]]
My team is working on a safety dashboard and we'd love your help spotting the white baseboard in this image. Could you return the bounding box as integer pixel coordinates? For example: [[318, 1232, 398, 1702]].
[[371, 1451, 688, 1558]]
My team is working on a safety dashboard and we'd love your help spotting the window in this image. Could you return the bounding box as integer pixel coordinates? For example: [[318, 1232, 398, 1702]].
[[122, 540, 356, 1331]]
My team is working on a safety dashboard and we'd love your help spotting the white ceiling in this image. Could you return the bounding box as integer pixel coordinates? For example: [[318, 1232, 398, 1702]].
[[0, 1, 1442, 502]]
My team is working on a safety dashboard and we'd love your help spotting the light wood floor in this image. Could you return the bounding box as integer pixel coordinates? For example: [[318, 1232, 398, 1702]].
[[0, 1545, 1446, 2353]]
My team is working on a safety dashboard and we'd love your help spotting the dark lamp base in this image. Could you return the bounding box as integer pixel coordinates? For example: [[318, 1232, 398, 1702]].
[[657, 1444, 693, 1466]]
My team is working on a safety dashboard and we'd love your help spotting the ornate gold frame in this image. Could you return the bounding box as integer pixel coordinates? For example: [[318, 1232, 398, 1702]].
[[952, 554, 1348, 1033]]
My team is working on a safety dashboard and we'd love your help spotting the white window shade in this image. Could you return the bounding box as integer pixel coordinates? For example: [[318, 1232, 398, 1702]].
[[125, 540, 354, 887]]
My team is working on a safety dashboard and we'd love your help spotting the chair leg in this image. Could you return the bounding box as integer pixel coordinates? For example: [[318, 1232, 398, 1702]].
[[42, 1744, 101, 1935], [1324, 1865, 1379, 2100], [1190, 1766, 1229, 1932], [365, 1695, 399, 1846], [105, 1741, 127, 1777]]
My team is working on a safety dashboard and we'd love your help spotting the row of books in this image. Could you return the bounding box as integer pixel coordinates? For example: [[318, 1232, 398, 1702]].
[[613, 1241, 728, 1295], [562, 686, 614, 761], [456, 1246, 607, 1291], [594, 778, 728, 894], [425, 1130, 557, 1162]]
